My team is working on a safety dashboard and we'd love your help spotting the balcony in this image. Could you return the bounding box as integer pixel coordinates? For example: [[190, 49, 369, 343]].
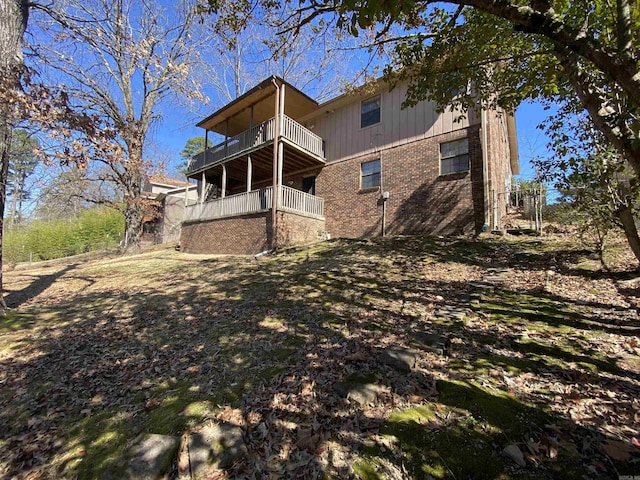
[[184, 184, 324, 222], [187, 115, 325, 175]]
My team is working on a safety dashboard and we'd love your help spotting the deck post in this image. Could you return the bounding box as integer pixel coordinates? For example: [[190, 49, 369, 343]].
[[224, 119, 229, 157], [221, 164, 227, 199], [277, 143, 284, 207], [204, 130, 209, 166], [200, 171, 206, 204], [279, 84, 285, 125], [271, 78, 280, 249], [247, 155, 252, 193], [277, 83, 285, 208]]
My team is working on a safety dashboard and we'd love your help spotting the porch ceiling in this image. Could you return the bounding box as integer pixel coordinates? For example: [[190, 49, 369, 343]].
[[196, 144, 322, 184], [197, 76, 319, 136]]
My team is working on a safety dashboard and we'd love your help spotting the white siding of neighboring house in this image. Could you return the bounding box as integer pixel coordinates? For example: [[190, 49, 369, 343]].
[[306, 81, 479, 164]]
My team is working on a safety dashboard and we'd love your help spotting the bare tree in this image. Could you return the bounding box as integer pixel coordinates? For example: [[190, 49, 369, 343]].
[[0, 0, 29, 312], [203, 2, 353, 104], [31, 0, 210, 251]]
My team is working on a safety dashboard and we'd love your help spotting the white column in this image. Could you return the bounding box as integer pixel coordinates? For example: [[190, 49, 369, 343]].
[[224, 119, 229, 157], [277, 84, 285, 208], [200, 171, 206, 204], [221, 165, 227, 199], [246, 155, 252, 193], [280, 84, 285, 123], [277, 143, 283, 207]]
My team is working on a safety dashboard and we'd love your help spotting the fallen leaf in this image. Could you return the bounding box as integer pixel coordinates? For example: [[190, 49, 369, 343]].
[[601, 439, 636, 461], [144, 397, 160, 410]]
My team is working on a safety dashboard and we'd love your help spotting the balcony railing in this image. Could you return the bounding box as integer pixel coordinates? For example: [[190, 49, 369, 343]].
[[281, 115, 324, 159], [184, 185, 324, 222], [187, 115, 324, 174]]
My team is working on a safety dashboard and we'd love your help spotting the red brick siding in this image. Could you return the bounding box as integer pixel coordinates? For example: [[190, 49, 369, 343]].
[[276, 211, 325, 247], [181, 213, 270, 255], [316, 126, 485, 238], [181, 211, 326, 254], [485, 109, 513, 228]]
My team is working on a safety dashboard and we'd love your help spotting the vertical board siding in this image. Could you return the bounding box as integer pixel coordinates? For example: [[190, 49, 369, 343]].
[[311, 80, 474, 164]]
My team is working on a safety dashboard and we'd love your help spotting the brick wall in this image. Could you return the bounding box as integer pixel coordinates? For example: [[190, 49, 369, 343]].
[[181, 213, 270, 255], [485, 109, 513, 229], [316, 126, 485, 238], [181, 210, 326, 254], [276, 211, 326, 247]]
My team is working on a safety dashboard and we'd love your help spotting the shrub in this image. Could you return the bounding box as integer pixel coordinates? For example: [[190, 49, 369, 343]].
[[4, 208, 124, 263]]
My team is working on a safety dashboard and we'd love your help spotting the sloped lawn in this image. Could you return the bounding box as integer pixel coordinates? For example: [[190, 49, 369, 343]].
[[0, 235, 638, 479]]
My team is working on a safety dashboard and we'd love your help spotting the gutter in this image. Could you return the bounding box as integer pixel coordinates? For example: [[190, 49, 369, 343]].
[[481, 109, 490, 230]]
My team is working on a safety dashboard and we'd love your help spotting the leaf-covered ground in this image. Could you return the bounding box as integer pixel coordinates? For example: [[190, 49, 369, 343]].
[[0, 234, 639, 479]]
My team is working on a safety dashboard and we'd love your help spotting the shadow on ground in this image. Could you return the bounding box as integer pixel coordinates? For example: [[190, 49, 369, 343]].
[[0, 236, 638, 479]]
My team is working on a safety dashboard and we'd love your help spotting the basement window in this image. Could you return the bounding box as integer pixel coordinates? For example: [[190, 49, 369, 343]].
[[361, 159, 381, 189], [440, 138, 469, 175]]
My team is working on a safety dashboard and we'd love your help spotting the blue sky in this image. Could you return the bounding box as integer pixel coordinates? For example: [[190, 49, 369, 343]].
[[25, 0, 558, 188], [514, 101, 555, 181]]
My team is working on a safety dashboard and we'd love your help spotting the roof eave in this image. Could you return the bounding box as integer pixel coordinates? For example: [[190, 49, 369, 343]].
[[196, 76, 320, 134]]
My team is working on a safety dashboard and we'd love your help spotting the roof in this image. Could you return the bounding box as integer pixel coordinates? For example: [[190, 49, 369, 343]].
[[197, 76, 319, 136], [148, 176, 191, 188]]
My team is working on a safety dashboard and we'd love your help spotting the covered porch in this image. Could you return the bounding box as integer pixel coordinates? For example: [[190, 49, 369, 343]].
[[184, 184, 324, 222], [182, 76, 326, 253]]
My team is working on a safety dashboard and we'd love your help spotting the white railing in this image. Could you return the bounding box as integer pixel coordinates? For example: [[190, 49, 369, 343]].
[[187, 115, 324, 174], [279, 185, 324, 218], [280, 115, 324, 159], [184, 185, 323, 222], [184, 187, 273, 221], [188, 118, 276, 173]]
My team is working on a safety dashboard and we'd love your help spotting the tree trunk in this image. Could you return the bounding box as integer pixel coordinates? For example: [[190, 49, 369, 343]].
[[122, 135, 144, 254], [123, 201, 143, 254], [0, 122, 12, 311], [0, 0, 30, 313], [617, 204, 640, 266], [9, 172, 18, 228]]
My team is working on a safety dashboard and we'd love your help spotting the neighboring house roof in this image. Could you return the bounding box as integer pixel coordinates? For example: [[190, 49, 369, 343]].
[[148, 176, 191, 188], [142, 183, 198, 202], [196, 76, 319, 136]]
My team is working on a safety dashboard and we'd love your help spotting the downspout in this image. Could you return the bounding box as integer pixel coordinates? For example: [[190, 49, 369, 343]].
[[278, 84, 285, 205], [271, 77, 280, 249], [481, 108, 490, 231]]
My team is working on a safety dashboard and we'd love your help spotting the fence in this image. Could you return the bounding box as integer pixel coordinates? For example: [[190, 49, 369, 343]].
[[5, 238, 123, 266]]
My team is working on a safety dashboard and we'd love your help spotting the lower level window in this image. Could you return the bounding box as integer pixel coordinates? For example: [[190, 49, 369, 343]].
[[361, 159, 381, 188], [440, 138, 469, 175]]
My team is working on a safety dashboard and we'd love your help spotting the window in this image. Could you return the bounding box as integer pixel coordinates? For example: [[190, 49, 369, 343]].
[[361, 95, 381, 128], [440, 138, 469, 175], [361, 159, 381, 189]]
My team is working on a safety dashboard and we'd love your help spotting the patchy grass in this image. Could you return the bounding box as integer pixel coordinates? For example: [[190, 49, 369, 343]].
[[1, 235, 639, 479]]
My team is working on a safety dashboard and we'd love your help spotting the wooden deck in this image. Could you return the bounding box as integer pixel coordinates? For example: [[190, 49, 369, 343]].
[[184, 185, 324, 222], [187, 115, 325, 175]]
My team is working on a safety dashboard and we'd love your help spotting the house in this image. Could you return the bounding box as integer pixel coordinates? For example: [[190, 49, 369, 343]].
[[180, 76, 519, 254], [142, 176, 198, 245]]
